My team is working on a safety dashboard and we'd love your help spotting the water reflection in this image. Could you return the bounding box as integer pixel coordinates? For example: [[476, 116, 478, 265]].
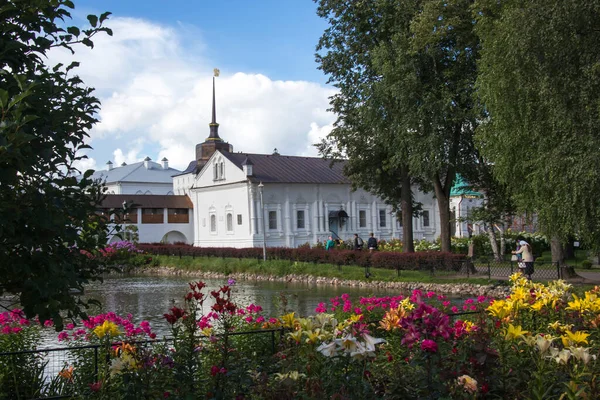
[[82, 276, 403, 338]]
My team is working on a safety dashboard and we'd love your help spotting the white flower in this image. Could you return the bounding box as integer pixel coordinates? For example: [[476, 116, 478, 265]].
[[362, 333, 386, 352], [570, 347, 596, 365], [549, 348, 571, 365], [316, 341, 338, 357], [338, 335, 359, 353], [535, 334, 554, 355]]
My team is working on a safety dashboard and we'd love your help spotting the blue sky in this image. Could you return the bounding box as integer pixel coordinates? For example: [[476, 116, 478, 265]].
[[57, 0, 336, 172], [77, 0, 329, 83]]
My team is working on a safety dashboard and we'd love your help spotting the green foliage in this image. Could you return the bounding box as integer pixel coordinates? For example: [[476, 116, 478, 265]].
[[581, 260, 593, 270], [315, 0, 482, 253], [474, 0, 600, 244], [0, 0, 113, 328]]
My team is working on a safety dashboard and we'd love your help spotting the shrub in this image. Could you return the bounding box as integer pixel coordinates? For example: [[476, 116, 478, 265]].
[[581, 260, 593, 269]]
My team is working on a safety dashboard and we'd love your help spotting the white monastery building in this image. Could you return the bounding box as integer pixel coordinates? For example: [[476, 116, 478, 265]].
[[98, 75, 478, 247]]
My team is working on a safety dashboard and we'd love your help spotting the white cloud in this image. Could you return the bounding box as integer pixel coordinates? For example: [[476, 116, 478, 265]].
[[73, 156, 97, 174], [48, 17, 336, 171]]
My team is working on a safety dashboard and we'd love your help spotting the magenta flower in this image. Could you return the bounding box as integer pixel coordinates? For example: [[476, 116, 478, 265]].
[[421, 339, 438, 353], [315, 302, 327, 313]]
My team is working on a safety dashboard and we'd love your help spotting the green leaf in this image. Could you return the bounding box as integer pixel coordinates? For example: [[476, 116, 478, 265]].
[[87, 14, 98, 28], [100, 11, 112, 23], [8, 91, 31, 110], [66, 26, 80, 37], [81, 37, 94, 48], [0, 89, 8, 108], [66, 61, 80, 72]]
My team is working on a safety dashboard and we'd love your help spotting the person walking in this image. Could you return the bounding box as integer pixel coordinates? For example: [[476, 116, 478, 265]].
[[367, 232, 378, 253], [325, 236, 335, 251], [353, 233, 364, 251], [512, 240, 534, 279]]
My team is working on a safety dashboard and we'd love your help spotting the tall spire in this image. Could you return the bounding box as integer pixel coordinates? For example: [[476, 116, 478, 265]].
[[208, 68, 221, 140]]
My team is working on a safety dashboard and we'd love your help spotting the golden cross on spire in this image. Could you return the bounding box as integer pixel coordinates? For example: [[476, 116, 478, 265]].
[[213, 68, 220, 77]]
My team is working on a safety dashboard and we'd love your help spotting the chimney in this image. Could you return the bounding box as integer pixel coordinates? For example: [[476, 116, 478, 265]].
[[144, 156, 151, 169], [121, 162, 127, 167], [242, 156, 253, 176], [161, 157, 169, 169], [106, 160, 113, 171]]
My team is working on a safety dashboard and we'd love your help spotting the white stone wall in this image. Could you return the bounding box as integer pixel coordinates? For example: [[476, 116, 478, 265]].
[[173, 173, 195, 196], [191, 178, 442, 248], [449, 196, 484, 237]]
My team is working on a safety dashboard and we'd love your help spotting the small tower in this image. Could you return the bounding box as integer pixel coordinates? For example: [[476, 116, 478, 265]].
[[106, 160, 113, 171], [195, 69, 233, 173]]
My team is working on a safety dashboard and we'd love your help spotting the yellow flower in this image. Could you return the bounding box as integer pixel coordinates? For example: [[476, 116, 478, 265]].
[[347, 314, 362, 324], [561, 330, 590, 348], [530, 301, 545, 312], [400, 298, 414, 311], [304, 329, 322, 344], [298, 317, 316, 331], [281, 312, 297, 329], [505, 324, 528, 341], [487, 300, 511, 319], [201, 327, 213, 337], [457, 374, 478, 394], [93, 321, 120, 339], [287, 329, 303, 343], [274, 371, 305, 381]]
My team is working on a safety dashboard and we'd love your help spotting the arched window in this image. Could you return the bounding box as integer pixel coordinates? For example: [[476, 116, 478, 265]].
[[226, 213, 233, 232], [210, 214, 217, 232], [219, 162, 224, 179], [213, 163, 218, 180]]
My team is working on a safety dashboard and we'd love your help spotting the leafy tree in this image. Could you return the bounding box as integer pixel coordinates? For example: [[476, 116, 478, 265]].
[[0, 0, 113, 329], [315, 0, 419, 252], [315, 0, 480, 252], [474, 0, 600, 264]]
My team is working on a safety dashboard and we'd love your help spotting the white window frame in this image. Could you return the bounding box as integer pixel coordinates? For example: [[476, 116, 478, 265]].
[[422, 210, 430, 228], [359, 210, 367, 228], [268, 210, 278, 230], [379, 209, 387, 228]]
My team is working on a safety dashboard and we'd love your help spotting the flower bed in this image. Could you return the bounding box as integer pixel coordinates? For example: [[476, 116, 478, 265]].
[[1, 274, 599, 398]]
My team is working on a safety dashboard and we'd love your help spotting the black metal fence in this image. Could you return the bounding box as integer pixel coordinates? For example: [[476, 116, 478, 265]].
[[453, 259, 561, 281], [0, 328, 286, 400]]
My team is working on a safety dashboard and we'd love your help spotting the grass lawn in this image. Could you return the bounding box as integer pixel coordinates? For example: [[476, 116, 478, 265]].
[[151, 255, 493, 285]]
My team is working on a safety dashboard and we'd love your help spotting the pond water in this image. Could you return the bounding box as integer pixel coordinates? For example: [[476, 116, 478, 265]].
[[72, 275, 405, 339]]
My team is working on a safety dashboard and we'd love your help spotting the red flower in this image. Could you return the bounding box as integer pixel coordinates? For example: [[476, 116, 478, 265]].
[[481, 383, 490, 394], [210, 365, 219, 376], [89, 381, 102, 392]]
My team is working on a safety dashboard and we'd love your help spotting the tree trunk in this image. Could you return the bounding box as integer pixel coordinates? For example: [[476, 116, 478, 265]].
[[400, 167, 414, 253], [498, 222, 507, 260], [564, 236, 575, 259], [551, 236, 565, 266], [433, 176, 452, 253], [487, 225, 501, 261]]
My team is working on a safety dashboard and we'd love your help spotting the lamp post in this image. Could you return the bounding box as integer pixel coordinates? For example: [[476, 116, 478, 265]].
[[258, 182, 266, 261]]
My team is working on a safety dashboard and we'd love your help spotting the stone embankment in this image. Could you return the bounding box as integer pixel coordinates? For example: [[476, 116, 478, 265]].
[[132, 267, 511, 298]]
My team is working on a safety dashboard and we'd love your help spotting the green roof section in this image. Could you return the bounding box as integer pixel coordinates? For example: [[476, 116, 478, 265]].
[[450, 175, 484, 198]]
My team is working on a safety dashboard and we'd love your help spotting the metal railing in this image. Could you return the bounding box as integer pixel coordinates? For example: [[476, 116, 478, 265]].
[[0, 327, 287, 400]]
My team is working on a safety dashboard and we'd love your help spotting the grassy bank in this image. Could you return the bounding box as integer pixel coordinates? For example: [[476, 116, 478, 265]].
[[149, 255, 493, 285]]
